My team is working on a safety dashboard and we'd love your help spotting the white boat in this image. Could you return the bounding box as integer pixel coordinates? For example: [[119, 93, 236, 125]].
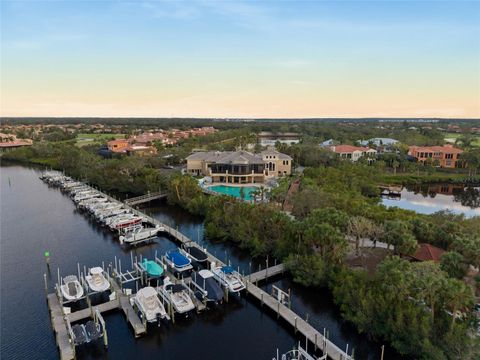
[[98, 209, 130, 222], [109, 215, 143, 230], [158, 277, 195, 314], [119, 225, 160, 245], [85, 267, 110, 293], [211, 263, 245, 293], [134, 286, 168, 322], [60, 275, 84, 301]]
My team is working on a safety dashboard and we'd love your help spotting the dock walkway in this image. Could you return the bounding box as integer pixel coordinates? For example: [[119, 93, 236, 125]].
[[47, 293, 75, 360], [124, 191, 167, 206]]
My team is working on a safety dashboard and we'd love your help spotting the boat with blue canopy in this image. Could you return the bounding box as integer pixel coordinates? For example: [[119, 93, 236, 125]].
[[164, 249, 193, 273], [211, 263, 245, 293]]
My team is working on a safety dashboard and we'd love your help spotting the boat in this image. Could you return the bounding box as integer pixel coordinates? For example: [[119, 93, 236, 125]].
[[71, 324, 88, 345], [60, 275, 84, 301], [164, 249, 193, 273], [211, 263, 245, 293], [84, 320, 103, 342], [180, 243, 208, 264], [159, 277, 195, 314], [273, 346, 319, 360], [133, 286, 168, 322], [85, 267, 110, 293], [192, 269, 224, 303], [119, 226, 160, 245], [109, 216, 143, 230], [140, 258, 164, 278]]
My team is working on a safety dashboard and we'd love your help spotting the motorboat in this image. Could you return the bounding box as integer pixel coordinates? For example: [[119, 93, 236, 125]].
[[140, 258, 164, 278], [164, 249, 193, 273], [180, 243, 208, 264], [192, 269, 224, 303], [85, 267, 110, 293], [109, 216, 143, 230], [60, 275, 84, 301], [133, 286, 168, 322], [159, 277, 195, 314], [211, 263, 245, 293], [119, 226, 160, 245], [98, 208, 129, 222], [71, 324, 88, 345]]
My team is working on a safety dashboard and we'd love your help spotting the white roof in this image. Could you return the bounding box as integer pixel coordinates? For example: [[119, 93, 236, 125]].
[[137, 286, 157, 297]]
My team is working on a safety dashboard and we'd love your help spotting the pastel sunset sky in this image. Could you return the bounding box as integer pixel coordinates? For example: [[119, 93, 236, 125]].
[[1, 0, 479, 118]]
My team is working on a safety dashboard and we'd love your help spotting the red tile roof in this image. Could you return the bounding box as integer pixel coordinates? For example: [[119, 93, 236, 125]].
[[409, 145, 463, 154], [410, 243, 445, 263]]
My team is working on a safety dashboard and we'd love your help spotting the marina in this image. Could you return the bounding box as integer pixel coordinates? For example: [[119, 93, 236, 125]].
[[40, 171, 354, 360], [1, 165, 402, 360]]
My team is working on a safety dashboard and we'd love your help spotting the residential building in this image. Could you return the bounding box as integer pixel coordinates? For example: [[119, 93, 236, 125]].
[[107, 139, 130, 153], [408, 145, 463, 168], [329, 145, 377, 162], [408, 243, 445, 263], [186, 149, 292, 184]]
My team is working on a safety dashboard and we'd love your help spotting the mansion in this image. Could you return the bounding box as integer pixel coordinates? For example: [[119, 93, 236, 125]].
[[186, 150, 292, 184]]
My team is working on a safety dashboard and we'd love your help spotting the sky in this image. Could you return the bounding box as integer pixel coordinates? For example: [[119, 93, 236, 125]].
[[1, 0, 479, 118]]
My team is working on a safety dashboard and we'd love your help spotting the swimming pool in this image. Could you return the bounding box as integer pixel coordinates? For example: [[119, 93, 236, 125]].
[[207, 185, 259, 201]]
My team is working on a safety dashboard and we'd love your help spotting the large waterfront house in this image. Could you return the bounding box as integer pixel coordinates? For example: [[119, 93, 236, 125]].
[[328, 145, 377, 162], [408, 145, 463, 168], [186, 149, 292, 184]]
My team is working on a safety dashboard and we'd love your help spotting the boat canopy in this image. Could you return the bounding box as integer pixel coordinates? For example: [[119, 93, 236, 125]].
[[187, 246, 208, 262], [142, 259, 164, 277], [221, 266, 235, 274], [167, 250, 190, 267], [138, 286, 157, 297]]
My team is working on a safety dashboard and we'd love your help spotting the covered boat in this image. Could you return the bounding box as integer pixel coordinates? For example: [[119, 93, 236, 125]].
[[211, 264, 245, 294], [60, 275, 84, 301], [85, 267, 110, 293], [192, 269, 224, 303], [133, 286, 168, 322], [165, 249, 193, 273], [180, 244, 208, 264], [141, 258, 164, 278]]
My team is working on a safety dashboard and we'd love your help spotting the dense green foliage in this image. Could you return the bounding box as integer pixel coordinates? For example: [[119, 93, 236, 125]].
[[2, 143, 167, 195]]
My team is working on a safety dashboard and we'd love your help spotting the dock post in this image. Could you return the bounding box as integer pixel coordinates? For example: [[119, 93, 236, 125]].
[[261, 293, 263, 307], [314, 333, 317, 351], [288, 288, 292, 309], [306, 313, 309, 323], [351, 348, 355, 359], [294, 317, 297, 334], [44, 273, 48, 294], [277, 302, 280, 319]]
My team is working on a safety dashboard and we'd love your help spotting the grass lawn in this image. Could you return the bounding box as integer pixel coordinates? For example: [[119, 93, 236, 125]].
[[444, 132, 480, 147], [75, 133, 126, 146]]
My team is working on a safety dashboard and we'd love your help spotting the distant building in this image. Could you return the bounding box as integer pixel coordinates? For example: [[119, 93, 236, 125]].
[[320, 139, 336, 147], [359, 138, 398, 147], [408, 145, 463, 168], [0, 132, 33, 151], [329, 145, 377, 162], [186, 149, 292, 184], [107, 139, 130, 153]]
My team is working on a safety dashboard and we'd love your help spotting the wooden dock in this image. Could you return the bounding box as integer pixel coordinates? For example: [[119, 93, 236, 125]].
[[47, 277, 147, 359], [47, 293, 75, 360], [124, 191, 167, 206], [245, 281, 353, 360], [249, 263, 284, 283]]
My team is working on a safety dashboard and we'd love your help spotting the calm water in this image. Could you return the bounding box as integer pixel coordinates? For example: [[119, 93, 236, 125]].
[[382, 184, 480, 218], [0, 165, 403, 360]]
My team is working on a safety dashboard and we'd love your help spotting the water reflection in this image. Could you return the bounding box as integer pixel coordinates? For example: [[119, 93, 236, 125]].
[[382, 184, 480, 217]]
